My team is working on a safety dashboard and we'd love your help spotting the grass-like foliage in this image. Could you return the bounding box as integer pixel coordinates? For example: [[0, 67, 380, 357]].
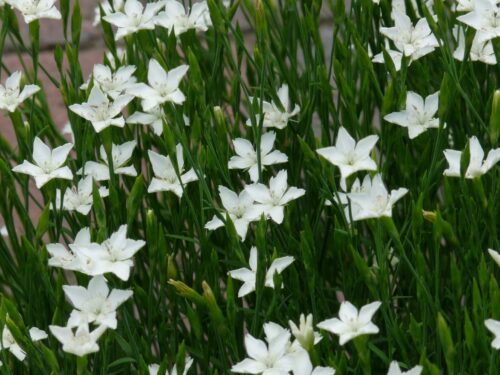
[[0, 0, 499, 373]]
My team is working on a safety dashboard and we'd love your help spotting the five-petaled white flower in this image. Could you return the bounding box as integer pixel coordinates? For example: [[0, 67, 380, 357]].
[[72, 224, 146, 281], [69, 86, 133, 133], [443, 136, 500, 178], [228, 246, 294, 298], [453, 26, 497, 65], [64, 275, 133, 329], [82, 64, 137, 99], [0, 71, 40, 112], [245, 170, 305, 224], [228, 131, 288, 182], [77, 141, 138, 181], [46, 227, 91, 272], [231, 327, 295, 374], [127, 59, 189, 111], [49, 324, 107, 357], [204, 186, 256, 241], [387, 361, 423, 375], [127, 105, 166, 135], [247, 84, 300, 130], [103, 0, 165, 40], [54, 176, 109, 215], [1, 325, 25, 361], [148, 356, 194, 375], [6, 0, 61, 23], [147, 144, 198, 197], [457, 0, 500, 43], [12, 137, 73, 189], [316, 127, 378, 189], [155, 0, 212, 36], [317, 300, 382, 345], [485, 318, 500, 349], [384, 91, 440, 139], [380, 12, 439, 61]]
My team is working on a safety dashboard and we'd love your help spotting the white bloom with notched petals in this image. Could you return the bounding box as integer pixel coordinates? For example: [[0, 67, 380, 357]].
[[204, 186, 255, 240], [316, 127, 378, 189], [69, 86, 133, 133], [127, 59, 189, 111], [64, 275, 133, 329], [78, 141, 137, 181], [72, 224, 146, 281], [345, 174, 408, 221], [245, 170, 305, 224], [12, 137, 73, 189], [247, 84, 300, 130], [1, 325, 25, 361], [387, 361, 423, 375], [49, 324, 107, 357], [155, 0, 212, 36], [82, 64, 137, 99], [443, 136, 500, 178], [384, 91, 440, 139], [54, 176, 109, 215], [0, 71, 40, 112], [380, 12, 439, 61], [231, 327, 295, 374], [228, 246, 294, 298], [147, 144, 198, 197], [228, 132, 288, 182], [127, 105, 166, 135], [103, 0, 164, 40], [6, 0, 61, 23], [317, 301, 382, 345]]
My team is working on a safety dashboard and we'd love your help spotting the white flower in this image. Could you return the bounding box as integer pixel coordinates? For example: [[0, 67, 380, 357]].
[[228, 246, 294, 298], [0, 71, 40, 112], [106, 48, 126, 70], [103, 0, 165, 40], [0, 226, 8, 237], [6, 0, 61, 23], [127, 59, 189, 111], [228, 132, 288, 182], [49, 324, 107, 357], [204, 186, 255, 241], [443, 136, 500, 178], [289, 314, 322, 352], [488, 248, 500, 267], [71, 224, 146, 281], [46, 227, 91, 272], [155, 0, 212, 36], [147, 144, 198, 197], [485, 319, 500, 349], [372, 47, 404, 71], [1, 325, 25, 361], [29, 327, 48, 342], [94, 0, 125, 26], [77, 141, 137, 181], [148, 356, 194, 375], [12, 137, 73, 189], [231, 328, 295, 374], [387, 361, 423, 375], [247, 84, 300, 130], [245, 170, 305, 224], [64, 275, 133, 329], [83, 64, 137, 99], [343, 174, 408, 221], [453, 27, 497, 65], [380, 12, 439, 61], [69, 86, 133, 133], [384, 91, 440, 139], [290, 349, 336, 375], [457, 0, 500, 43], [54, 176, 109, 215], [316, 127, 378, 189], [127, 105, 166, 135], [317, 301, 382, 345]]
